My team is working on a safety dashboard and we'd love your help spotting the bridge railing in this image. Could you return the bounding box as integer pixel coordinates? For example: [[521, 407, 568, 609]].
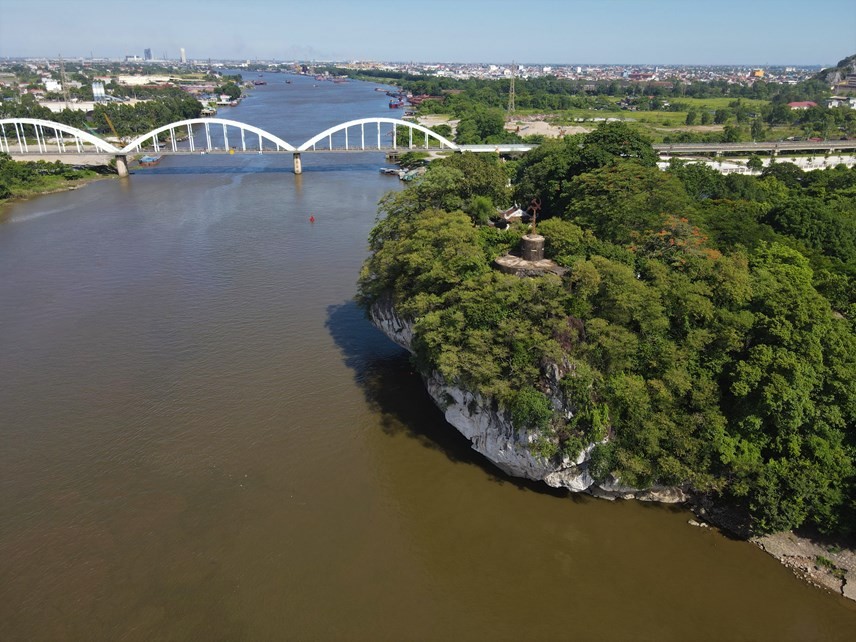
[[120, 118, 296, 155], [0, 118, 120, 155], [296, 118, 458, 152]]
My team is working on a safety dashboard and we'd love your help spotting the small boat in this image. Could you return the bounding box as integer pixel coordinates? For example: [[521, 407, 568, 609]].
[[253, 80, 267, 86], [139, 155, 161, 167], [389, 99, 404, 109], [379, 167, 401, 176]]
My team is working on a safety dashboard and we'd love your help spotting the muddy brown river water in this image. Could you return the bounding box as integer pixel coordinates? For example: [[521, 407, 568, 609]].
[[1, 73, 855, 640]]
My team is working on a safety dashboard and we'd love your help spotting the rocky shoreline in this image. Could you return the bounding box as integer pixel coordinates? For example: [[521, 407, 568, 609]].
[[369, 298, 856, 602], [752, 531, 856, 601]]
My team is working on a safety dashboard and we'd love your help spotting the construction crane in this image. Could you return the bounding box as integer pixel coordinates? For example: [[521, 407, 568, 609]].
[[102, 112, 121, 143]]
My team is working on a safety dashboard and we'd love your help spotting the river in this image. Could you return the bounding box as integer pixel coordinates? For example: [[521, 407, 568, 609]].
[[1, 72, 855, 641]]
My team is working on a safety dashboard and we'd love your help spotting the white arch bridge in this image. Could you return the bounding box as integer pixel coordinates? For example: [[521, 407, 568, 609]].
[[0, 117, 535, 176]]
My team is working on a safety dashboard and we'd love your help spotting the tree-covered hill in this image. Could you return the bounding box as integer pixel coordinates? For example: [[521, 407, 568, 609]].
[[358, 124, 856, 537]]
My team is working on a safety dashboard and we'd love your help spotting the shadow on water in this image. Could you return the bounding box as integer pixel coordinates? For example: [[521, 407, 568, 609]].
[[135, 159, 386, 176], [135, 165, 294, 175], [325, 300, 569, 498]]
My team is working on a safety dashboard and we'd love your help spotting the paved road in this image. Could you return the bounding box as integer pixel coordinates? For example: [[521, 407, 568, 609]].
[[653, 140, 856, 154]]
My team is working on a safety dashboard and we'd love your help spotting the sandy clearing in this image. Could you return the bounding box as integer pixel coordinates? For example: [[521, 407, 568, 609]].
[[506, 120, 590, 138]]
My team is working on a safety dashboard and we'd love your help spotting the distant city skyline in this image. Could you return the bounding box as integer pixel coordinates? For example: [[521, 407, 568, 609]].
[[1, 0, 854, 66]]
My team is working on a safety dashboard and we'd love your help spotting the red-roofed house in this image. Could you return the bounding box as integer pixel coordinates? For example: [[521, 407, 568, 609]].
[[787, 101, 817, 110]]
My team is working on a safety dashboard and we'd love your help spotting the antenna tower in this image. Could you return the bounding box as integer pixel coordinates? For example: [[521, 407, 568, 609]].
[[58, 54, 71, 108], [507, 61, 516, 114]]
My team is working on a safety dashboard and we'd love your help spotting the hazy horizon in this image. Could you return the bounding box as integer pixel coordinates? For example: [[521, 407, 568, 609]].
[[1, 0, 853, 67]]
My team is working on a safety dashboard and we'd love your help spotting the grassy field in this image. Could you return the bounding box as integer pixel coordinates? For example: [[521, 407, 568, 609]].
[[602, 96, 768, 110], [508, 95, 780, 142]]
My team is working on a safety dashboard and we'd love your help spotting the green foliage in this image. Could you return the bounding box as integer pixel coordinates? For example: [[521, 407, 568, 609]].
[[566, 163, 693, 244], [0, 153, 100, 201], [359, 128, 856, 537], [514, 122, 658, 217], [539, 218, 585, 266], [359, 209, 489, 310], [216, 81, 242, 100], [510, 388, 553, 430], [466, 195, 495, 225], [455, 106, 512, 144]]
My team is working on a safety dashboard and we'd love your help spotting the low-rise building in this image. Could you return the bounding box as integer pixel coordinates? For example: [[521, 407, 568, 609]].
[[827, 96, 856, 108], [787, 101, 817, 110]]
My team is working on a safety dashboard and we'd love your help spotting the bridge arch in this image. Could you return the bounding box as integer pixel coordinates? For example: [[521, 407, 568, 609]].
[[297, 117, 458, 152], [120, 118, 296, 154], [0, 118, 120, 154]]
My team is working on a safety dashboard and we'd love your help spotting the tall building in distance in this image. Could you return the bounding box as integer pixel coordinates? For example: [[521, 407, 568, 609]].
[[144, 48, 152, 61], [180, 48, 187, 64]]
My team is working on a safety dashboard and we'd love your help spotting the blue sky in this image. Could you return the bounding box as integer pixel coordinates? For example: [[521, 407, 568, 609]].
[[1, 0, 853, 65]]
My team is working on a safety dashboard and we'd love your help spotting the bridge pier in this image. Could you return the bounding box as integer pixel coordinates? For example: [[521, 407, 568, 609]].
[[115, 154, 129, 178], [293, 152, 302, 175]]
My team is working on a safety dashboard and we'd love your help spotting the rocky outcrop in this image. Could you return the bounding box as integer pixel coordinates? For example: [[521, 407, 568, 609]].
[[369, 299, 687, 503], [815, 53, 856, 86]]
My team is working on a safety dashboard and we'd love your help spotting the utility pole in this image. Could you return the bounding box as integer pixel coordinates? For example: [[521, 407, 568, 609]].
[[507, 60, 516, 114]]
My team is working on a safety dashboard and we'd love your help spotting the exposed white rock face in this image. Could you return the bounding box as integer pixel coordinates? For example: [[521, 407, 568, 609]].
[[369, 300, 687, 504], [369, 296, 413, 352]]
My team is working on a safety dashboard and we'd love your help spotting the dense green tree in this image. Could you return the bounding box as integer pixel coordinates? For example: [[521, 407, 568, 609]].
[[358, 130, 856, 538], [668, 160, 726, 200], [216, 81, 242, 100], [566, 163, 693, 244], [721, 244, 855, 532], [454, 106, 509, 144], [747, 155, 764, 172], [714, 108, 731, 125], [514, 122, 656, 217], [761, 162, 805, 189]]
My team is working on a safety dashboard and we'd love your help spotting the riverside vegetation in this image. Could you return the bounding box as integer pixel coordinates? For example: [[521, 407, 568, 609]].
[[0, 152, 104, 202], [357, 122, 856, 537]]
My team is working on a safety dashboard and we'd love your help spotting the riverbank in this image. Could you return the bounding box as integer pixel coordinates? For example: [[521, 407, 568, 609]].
[[0, 172, 112, 212], [371, 298, 856, 604], [690, 495, 856, 602], [753, 531, 856, 601]]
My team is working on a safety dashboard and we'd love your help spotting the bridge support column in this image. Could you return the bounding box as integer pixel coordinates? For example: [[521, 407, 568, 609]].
[[115, 154, 129, 177], [293, 152, 302, 175]]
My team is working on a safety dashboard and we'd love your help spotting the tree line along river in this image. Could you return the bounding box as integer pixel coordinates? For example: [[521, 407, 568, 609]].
[[1, 72, 855, 640]]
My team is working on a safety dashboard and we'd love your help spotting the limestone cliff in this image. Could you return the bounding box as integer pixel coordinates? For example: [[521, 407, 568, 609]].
[[370, 298, 687, 503], [815, 53, 856, 86]]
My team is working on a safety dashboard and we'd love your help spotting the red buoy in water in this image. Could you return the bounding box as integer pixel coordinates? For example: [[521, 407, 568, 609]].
[[309, 215, 315, 223]]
